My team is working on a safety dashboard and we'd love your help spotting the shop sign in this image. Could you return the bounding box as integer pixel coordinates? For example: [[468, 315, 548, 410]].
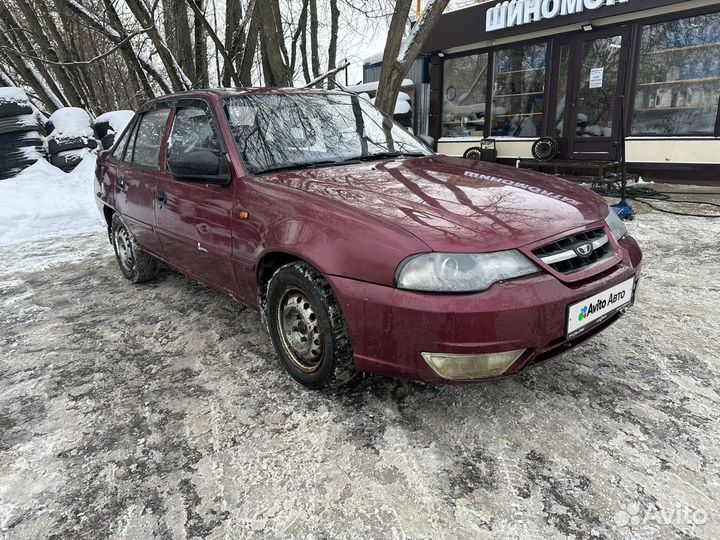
[[486, 0, 630, 32]]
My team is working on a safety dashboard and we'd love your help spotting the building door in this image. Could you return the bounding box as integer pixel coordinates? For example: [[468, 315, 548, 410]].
[[554, 29, 630, 161]]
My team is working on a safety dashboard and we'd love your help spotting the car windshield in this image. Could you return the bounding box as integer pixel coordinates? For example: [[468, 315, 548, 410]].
[[224, 92, 431, 175]]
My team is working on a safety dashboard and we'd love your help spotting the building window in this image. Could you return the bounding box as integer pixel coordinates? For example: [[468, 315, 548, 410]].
[[632, 13, 720, 136], [442, 52, 488, 138], [491, 43, 547, 137]]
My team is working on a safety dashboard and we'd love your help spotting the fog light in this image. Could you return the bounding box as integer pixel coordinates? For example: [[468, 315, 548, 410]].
[[421, 350, 526, 380]]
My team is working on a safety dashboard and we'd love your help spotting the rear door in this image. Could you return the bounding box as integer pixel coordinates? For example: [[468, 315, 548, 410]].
[[154, 100, 238, 294], [114, 107, 171, 257]]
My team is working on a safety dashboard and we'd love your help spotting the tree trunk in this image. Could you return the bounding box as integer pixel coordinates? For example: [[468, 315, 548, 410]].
[[0, 1, 68, 106], [374, 0, 450, 116], [193, 0, 209, 87], [124, 0, 192, 91], [99, 0, 157, 100], [222, 0, 241, 86], [256, 0, 291, 87], [163, 0, 195, 81], [289, 0, 309, 78], [326, 0, 340, 88], [239, 11, 259, 86], [308, 0, 320, 79], [299, 6, 311, 84], [15, 0, 85, 107]]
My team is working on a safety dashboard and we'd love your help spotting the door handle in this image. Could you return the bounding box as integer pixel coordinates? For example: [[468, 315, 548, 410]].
[[117, 178, 126, 192], [155, 191, 167, 205]]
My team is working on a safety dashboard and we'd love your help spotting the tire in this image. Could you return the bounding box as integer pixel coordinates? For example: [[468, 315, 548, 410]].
[[0, 131, 43, 151], [0, 114, 40, 135], [0, 102, 32, 118], [50, 151, 84, 172], [110, 213, 158, 283], [265, 261, 357, 389], [48, 136, 97, 155], [101, 133, 115, 150], [94, 120, 111, 139]]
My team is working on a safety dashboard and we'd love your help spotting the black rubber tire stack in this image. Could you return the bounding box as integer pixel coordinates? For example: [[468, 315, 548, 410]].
[[45, 109, 98, 173], [0, 91, 45, 180]]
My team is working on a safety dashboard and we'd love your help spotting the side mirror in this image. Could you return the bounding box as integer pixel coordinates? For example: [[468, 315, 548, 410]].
[[418, 134, 435, 150], [168, 150, 231, 185]]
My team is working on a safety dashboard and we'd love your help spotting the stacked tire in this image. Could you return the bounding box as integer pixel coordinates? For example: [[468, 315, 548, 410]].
[[0, 87, 45, 180], [93, 110, 134, 150], [45, 107, 98, 172]]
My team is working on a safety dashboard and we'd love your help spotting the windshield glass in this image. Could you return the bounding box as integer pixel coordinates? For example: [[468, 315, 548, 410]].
[[224, 92, 431, 174]]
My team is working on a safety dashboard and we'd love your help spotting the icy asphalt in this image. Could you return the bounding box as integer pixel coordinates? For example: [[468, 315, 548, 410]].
[[0, 205, 719, 540]]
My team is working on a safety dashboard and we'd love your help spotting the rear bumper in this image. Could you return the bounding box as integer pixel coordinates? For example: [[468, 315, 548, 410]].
[[328, 235, 642, 383]]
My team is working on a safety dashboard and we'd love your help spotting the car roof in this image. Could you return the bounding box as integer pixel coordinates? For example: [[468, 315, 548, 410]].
[[141, 87, 349, 110]]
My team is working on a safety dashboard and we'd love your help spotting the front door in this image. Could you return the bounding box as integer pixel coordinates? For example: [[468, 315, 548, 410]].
[[554, 29, 630, 161], [154, 102, 238, 295]]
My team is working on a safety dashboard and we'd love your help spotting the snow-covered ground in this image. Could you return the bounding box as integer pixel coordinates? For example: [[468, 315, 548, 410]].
[[0, 155, 102, 247], [0, 199, 719, 539]]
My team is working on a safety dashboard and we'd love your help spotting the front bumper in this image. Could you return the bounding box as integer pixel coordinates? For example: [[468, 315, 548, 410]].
[[328, 235, 642, 383]]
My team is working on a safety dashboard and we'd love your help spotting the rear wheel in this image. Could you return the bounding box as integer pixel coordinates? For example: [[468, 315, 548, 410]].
[[110, 213, 158, 283], [266, 262, 358, 389]]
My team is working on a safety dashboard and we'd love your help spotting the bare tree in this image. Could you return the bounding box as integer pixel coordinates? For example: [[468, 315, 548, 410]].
[[163, 0, 195, 81], [326, 0, 340, 88], [257, 0, 291, 87], [374, 0, 450, 115]]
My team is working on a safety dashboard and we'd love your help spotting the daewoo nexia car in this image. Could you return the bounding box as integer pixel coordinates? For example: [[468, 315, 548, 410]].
[[95, 89, 642, 389]]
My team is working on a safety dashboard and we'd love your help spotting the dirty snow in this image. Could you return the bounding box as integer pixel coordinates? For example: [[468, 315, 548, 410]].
[[0, 190, 719, 539], [0, 155, 101, 247]]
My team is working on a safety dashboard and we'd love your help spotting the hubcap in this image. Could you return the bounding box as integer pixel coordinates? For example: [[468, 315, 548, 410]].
[[276, 288, 324, 373], [114, 226, 134, 273]]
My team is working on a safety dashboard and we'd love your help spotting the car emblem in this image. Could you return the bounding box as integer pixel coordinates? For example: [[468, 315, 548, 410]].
[[574, 242, 593, 258]]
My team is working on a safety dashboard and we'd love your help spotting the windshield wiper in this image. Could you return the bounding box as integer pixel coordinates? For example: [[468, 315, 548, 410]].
[[352, 152, 426, 162], [255, 160, 344, 175]]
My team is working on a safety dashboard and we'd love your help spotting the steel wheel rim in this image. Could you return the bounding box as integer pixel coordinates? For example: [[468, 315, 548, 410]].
[[115, 226, 134, 273], [276, 287, 324, 373]]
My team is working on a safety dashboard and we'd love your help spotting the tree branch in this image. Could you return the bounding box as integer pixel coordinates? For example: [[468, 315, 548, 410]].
[[0, 24, 155, 67]]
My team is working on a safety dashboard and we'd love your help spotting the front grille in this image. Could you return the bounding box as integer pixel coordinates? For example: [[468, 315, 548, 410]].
[[533, 228, 613, 274]]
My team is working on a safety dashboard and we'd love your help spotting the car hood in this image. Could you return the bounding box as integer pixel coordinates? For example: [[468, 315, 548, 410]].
[[258, 156, 610, 252]]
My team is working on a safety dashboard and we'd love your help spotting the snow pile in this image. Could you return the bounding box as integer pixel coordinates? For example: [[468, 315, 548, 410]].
[[0, 154, 102, 247], [358, 90, 412, 116], [46, 107, 94, 140], [45, 107, 98, 172], [95, 110, 133, 134], [0, 87, 32, 107], [345, 79, 414, 94]]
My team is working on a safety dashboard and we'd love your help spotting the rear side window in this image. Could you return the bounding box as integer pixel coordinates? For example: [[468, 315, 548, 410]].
[[131, 109, 170, 168], [168, 106, 221, 160]]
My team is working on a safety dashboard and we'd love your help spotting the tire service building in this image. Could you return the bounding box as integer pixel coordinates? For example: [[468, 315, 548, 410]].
[[423, 0, 720, 183]]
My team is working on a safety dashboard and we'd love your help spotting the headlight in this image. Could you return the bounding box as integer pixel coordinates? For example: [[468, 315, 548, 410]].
[[605, 207, 627, 240], [395, 251, 540, 293]]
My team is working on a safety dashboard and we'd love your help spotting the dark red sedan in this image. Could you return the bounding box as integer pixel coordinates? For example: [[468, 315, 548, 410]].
[[95, 89, 642, 389]]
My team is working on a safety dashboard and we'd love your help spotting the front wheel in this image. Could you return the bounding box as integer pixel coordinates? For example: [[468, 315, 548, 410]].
[[265, 262, 357, 389], [110, 213, 158, 283]]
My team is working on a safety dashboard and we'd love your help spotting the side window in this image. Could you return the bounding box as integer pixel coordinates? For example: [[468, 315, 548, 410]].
[[121, 120, 140, 162], [168, 106, 221, 160], [111, 117, 136, 159], [131, 109, 170, 168]]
